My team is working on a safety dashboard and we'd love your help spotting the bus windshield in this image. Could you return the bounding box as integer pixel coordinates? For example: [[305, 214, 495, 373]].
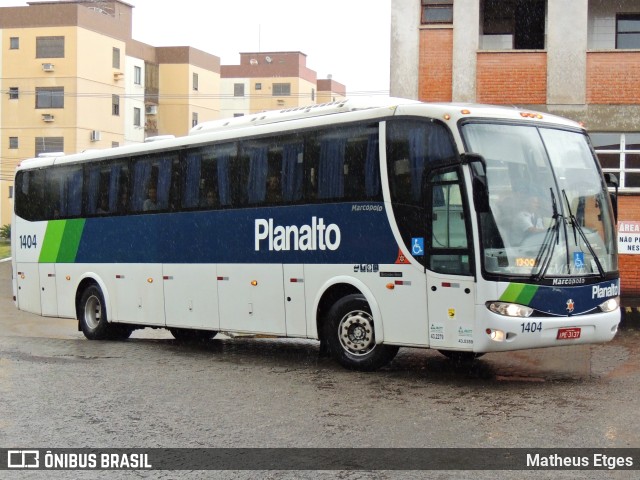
[[461, 122, 618, 279]]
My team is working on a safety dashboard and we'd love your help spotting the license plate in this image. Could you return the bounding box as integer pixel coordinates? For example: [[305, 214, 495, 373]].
[[557, 327, 581, 340]]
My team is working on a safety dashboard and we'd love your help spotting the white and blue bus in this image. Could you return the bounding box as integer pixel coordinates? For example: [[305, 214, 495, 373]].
[[12, 99, 621, 371]]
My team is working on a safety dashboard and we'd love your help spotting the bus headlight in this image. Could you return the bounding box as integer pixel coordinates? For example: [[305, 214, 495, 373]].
[[599, 296, 619, 313], [487, 301, 533, 318]]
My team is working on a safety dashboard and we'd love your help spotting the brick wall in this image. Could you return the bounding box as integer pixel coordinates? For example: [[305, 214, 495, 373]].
[[587, 52, 640, 104], [618, 195, 640, 297], [418, 29, 453, 102], [477, 52, 547, 105]]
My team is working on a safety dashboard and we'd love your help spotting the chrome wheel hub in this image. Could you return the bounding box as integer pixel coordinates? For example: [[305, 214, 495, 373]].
[[338, 310, 375, 356]]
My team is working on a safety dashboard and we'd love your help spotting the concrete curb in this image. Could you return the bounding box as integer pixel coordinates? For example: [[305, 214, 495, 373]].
[[0, 257, 11, 263]]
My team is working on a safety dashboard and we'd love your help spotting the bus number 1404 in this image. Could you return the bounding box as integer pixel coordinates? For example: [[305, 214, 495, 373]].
[[19, 235, 37, 249], [521, 322, 542, 333]]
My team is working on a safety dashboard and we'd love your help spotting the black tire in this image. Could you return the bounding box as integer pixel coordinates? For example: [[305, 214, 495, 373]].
[[78, 284, 112, 340], [323, 294, 399, 371], [438, 350, 485, 364], [108, 324, 134, 340], [169, 328, 217, 342]]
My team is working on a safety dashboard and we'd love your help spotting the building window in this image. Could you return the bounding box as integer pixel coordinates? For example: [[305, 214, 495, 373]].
[[311, 88, 315, 101], [592, 132, 640, 190], [234, 83, 245, 97], [481, 0, 546, 50], [112, 142, 119, 148], [36, 87, 64, 108], [8, 186, 13, 199], [233, 113, 244, 117], [193, 73, 199, 91], [9, 137, 18, 149], [255, 83, 262, 90], [192, 112, 199, 128], [35, 137, 64, 156], [134, 107, 141, 127], [273, 83, 291, 96], [9, 87, 19, 100], [9, 37, 19, 49], [617, 15, 640, 49], [113, 47, 121, 69], [421, 0, 454, 24], [134, 66, 142, 85], [36, 36, 64, 58], [112, 95, 120, 116]]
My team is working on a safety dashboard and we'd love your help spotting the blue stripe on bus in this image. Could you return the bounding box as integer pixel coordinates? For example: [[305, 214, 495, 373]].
[[74, 202, 400, 264]]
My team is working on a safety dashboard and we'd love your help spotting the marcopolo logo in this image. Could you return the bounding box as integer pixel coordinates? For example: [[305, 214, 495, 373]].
[[255, 217, 341, 252]]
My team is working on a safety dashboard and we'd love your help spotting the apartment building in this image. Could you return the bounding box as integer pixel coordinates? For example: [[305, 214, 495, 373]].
[[0, 0, 219, 227], [220, 52, 345, 118], [391, 0, 640, 295], [0, 2, 347, 229]]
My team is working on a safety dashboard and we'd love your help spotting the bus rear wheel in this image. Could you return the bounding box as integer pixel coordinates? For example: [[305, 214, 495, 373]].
[[324, 294, 399, 371], [169, 328, 217, 342], [78, 284, 116, 340]]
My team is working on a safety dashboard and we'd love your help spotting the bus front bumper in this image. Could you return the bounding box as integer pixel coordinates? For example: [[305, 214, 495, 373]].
[[473, 308, 620, 353]]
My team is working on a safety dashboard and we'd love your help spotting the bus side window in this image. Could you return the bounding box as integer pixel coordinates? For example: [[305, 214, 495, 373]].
[[15, 170, 46, 221], [47, 166, 83, 219], [427, 169, 472, 276], [130, 154, 176, 212], [314, 124, 381, 202]]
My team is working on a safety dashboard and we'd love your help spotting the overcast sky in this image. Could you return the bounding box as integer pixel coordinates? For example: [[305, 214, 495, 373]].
[[1, 0, 392, 95]]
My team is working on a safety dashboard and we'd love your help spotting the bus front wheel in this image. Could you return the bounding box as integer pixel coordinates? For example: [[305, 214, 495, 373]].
[[78, 284, 114, 340], [324, 294, 399, 371]]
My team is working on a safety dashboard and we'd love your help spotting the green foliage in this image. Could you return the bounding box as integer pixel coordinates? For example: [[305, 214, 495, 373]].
[[0, 224, 10, 240]]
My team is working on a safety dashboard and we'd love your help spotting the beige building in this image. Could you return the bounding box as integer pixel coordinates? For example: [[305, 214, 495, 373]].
[[220, 52, 345, 118], [0, 1, 346, 229], [0, 0, 221, 228]]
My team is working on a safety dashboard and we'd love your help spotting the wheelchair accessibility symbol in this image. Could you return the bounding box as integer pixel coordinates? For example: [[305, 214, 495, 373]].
[[573, 252, 585, 269], [412, 238, 425, 256]]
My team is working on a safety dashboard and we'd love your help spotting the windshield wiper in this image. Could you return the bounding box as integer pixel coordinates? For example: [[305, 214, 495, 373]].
[[562, 189, 605, 278], [532, 188, 561, 281]]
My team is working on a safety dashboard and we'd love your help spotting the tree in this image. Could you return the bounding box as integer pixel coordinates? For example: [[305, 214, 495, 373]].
[[0, 224, 10, 240]]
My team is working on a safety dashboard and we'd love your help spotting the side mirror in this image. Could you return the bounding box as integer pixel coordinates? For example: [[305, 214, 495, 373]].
[[604, 173, 619, 222], [462, 153, 490, 213], [604, 172, 619, 188]]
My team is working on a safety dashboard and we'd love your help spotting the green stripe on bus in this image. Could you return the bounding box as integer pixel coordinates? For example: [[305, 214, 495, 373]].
[[57, 219, 86, 263], [39, 219, 86, 263], [39, 221, 67, 263], [500, 283, 539, 305]]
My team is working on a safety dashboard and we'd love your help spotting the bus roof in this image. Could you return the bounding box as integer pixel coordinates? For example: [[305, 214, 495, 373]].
[[15, 99, 584, 172]]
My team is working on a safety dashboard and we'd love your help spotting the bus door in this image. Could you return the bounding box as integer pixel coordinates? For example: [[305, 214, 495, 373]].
[[38, 263, 58, 316], [217, 264, 286, 335], [163, 264, 219, 330], [424, 167, 476, 350]]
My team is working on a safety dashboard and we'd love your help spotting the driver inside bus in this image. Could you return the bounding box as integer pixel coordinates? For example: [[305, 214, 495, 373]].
[[512, 192, 546, 244]]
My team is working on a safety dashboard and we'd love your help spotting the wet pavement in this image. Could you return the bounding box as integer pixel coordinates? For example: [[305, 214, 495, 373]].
[[1, 260, 639, 479]]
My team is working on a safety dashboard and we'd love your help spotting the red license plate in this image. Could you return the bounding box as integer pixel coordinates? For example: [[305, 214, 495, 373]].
[[557, 327, 581, 340]]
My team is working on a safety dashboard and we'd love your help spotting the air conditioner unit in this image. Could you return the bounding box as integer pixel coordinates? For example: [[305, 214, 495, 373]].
[[42, 63, 55, 72], [42, 113, 55, 122], [145, 105, 158, 115], [113, 71, 124, 80], [90, 130, 101, 142]]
